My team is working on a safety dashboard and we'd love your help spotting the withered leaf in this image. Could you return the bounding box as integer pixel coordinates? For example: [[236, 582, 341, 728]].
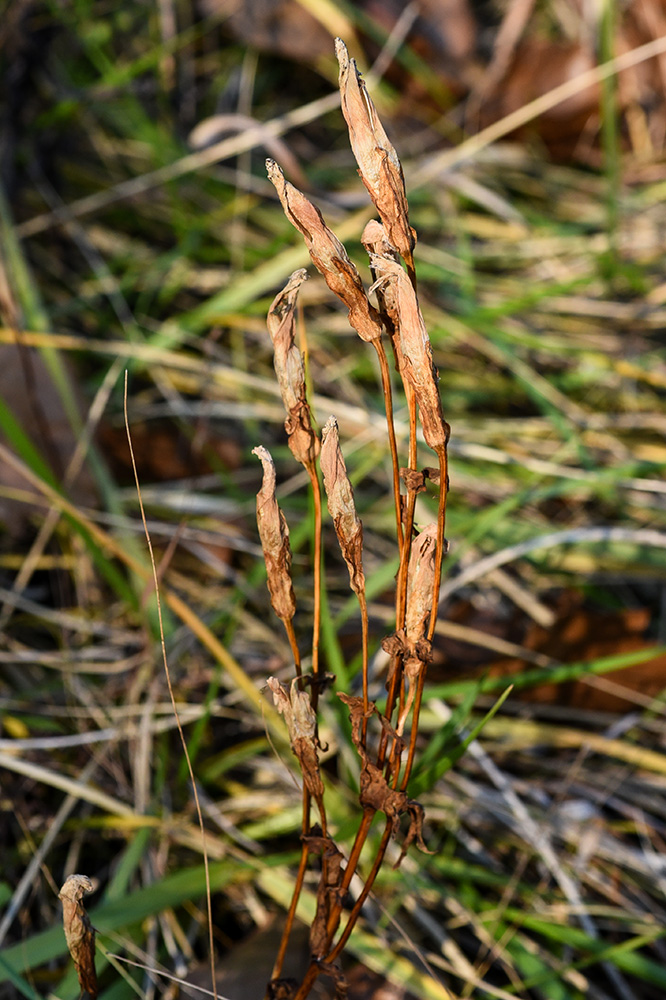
[[267, 269, 319, 468], [369, 254, 450, 454], [266, 159, 384, 345], [267, 676, 324, 800], [337, 692, 374, 756], [337, 39, 415, 266], [59, 874, 97, 1000], [253, 446, 296, 623], [396, 800, 434, 867], [267, 978, 298, 1000], [320, 417, 365, 597], [360, 760, 408, 833], [400, 468, 428, 494]]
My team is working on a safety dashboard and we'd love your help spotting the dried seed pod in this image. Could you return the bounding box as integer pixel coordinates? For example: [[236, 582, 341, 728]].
[[252, 446, 296, 624], [266, 158, 383, 345], [369, 254, 450, 454], [337, 38, 415, 266], [267, 676, 324, 799], [397, 523, 439, 734], [267, 268, 319, 467], [59, 874, 97, 1000], [320, 416, 365, 597], [405, 523, 438, 646], [362, 220, 401, 338]]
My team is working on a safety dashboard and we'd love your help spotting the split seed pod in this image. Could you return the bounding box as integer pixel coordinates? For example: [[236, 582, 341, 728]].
[[267, 267, 319, 467], [266, 158, 383, 345], [369, 254, 450, 454], [337, 38, 415, 266], [252, 446, 296, 624], [59, 874, 97, 1000], [320, 416, 365, 597], [267, 676, 324, 800], [397, 522, 439, 734]]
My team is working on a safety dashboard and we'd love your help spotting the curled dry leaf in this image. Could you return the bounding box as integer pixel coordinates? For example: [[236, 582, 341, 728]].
[[266, 158, 383, 345], [396, 800, 433, 867], [320, 417, 365, 597], [59, 874, 97, 1000], [266, 978, 298, 1000], [267, 676, 324, 800], [400, 468, 428, 494], [252, 446, 296, 623], [337, 692, 374, 757], [337, 38, 415, 266], [370, 254, 450, 455]]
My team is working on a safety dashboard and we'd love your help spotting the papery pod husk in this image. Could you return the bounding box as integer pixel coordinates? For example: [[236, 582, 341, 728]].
[[253, 446, 296, 623], [405, 522, 438, 645], [267, 268, 319, 468], [267, 267, 309, 415], [267, 676, 324, 799], [368, 253, 450, 453], [59, 875, 98, 1000], [337, 38, 415, 266], [320, 416, 365, 597], [266, 158, 383, 345]]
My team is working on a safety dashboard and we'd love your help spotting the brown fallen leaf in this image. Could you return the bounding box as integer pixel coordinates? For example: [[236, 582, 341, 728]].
[[59, 874, 97, 1000]]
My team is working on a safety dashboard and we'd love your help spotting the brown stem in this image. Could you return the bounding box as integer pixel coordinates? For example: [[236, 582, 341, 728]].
[[306, 461, 323, 710], [284, 618, 303, 685], [428, 447, 448, 644], [325, 820, 393, 964], [291, 810, 380, 1000], [359, 591, 370, 743], [268, 787, 312, 988]]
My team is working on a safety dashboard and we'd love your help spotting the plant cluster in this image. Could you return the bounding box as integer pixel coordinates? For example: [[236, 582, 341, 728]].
[[253, 39, 450, 1000]]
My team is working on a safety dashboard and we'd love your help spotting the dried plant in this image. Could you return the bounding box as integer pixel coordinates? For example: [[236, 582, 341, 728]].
[[257, 38, 450, 1000]]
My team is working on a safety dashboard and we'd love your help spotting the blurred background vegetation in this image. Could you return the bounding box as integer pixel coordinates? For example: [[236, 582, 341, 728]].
[[1, 1, 666, 998]]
